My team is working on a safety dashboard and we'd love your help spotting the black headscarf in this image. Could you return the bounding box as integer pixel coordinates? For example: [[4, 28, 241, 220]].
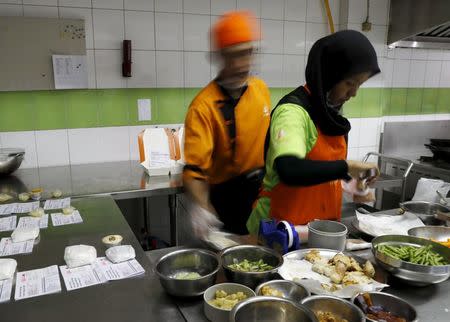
[[304, 30, 380, 136]]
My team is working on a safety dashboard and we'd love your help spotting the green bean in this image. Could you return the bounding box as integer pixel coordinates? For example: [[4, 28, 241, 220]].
[[377, 244, 448, 266]]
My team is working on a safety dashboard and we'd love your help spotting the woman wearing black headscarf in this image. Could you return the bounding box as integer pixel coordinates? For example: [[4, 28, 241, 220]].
[[247, 30, 380, 235]]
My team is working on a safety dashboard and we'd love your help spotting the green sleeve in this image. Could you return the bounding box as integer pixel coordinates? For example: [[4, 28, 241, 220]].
[[268, 103, 317, 161]]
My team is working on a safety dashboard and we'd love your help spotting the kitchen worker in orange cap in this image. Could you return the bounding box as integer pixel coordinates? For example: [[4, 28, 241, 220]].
[[183, 11, 270, 237]]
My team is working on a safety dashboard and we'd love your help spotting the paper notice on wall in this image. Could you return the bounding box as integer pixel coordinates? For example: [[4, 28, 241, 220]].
[[93, 257, 145, 281], [59, 264, 108, 291], [17, 214, 49, 229], [44, 197, 71, 210], [14, 265, 62, 300], [52, 55, 88, 89], [0, 278, 13, 303], [0, 216, 17, 232], [51, 211, 83, 227], [0, 238, 34, 257]]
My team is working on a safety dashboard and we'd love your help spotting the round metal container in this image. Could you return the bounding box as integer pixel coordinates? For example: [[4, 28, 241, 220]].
[[230, 296, 318, 322], [155, 248, 219, 297], [400, 201, 450, 225], [307, 220, 347, 251], [372, 234, 450, 286], [220, 245, 283, 289], [203, 283, 255, 322], [351, 292, 418, 322], [301, 295, 365, 322], [255, 279, 310, 303], [0, 148, 24, 176], [408, 226, 450, 242]]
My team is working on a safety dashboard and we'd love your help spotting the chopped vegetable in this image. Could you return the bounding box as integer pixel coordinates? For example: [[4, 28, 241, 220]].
[[260, 285, 283, 297], [377, 244, 448, 266], [315, 310, 349, 322], [228, 259, 274, 272], [173, 272, 202, 280], [209, 290, 247, 310]]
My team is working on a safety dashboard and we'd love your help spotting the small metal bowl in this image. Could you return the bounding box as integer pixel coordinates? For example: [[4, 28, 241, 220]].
[[372, 235, 450, 286], [221, 245, 283, 289], [155, 248, 219, 297], [400, 201, 450, 225], [351, 292, 418, 322], [308, 220, 348, 251], [301, 295, 365, 322], [255, 280, 310, 303], [203, 283, 255, 322], [408, 226, 450, 242], [231, 296, 318, 322], [0, 149, 24, 176]]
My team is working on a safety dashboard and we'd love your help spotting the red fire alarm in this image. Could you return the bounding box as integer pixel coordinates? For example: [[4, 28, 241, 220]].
[[122, 40, 132, 77]]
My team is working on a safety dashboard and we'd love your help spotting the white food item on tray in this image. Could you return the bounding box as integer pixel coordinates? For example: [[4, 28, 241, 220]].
[[0, 259, 17, 280], [11, 226, 39, 243], [64, 245, 97, 268], [105, 245, 135, 263]]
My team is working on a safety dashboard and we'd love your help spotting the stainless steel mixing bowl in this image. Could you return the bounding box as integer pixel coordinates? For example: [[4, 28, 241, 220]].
[[155, 248, 219, 297], [351, 292, 418, 322], [372, 234, 450, 286], [230, 296, 318, 322], [255, 279, 310, 303], [220, 245, 283, 289], [301, 295, 365, 322], [0, 149, 24, 176], [400, 201, 450, 225], [408, 226, 450, 242]]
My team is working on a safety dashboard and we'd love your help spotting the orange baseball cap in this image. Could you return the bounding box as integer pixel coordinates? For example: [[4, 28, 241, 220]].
[[212, 11, 260, 50]]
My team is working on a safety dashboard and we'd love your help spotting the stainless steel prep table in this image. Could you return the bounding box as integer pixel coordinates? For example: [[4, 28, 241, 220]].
[[146, 219, 450, 322], [0, 161, 183, 245], [0, 196, 185, 322]]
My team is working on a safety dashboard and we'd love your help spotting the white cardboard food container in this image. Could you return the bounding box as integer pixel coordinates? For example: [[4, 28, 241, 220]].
[[138, 126, 185, 176]]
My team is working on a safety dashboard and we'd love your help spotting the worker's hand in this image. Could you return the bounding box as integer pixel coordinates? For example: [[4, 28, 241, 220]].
[[353, 191, 375, 203], [346, 160, 379, 181], [188, 203, 223, 239]]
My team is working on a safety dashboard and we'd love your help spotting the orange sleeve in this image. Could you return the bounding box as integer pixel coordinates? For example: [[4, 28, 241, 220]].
[[183, 103, 214, 181]]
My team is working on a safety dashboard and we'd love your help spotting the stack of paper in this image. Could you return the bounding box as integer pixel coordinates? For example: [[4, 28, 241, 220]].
[[93, 257, 145, 281], [44, 198, 71, 210], [51, 211, 83, 226], [59, 264, 108, 291], [17, 214, 49, 229], [0, 238, 34, 257], [14, 265, 62, 300], [0, 216, 17, 232], [0, 278, 13, 303]]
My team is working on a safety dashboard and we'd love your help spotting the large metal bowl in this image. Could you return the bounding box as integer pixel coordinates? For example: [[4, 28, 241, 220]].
[[203, 283, 255, 322], [155, 248, 219, 297], [230, 296, 318, 322], [372, 235, 450, 286], [255, 279, 310, 303], [301, 295, 365, 322], [400, 201, 450, 225], [0, 149, 24, 176], [351, 292, 418, 322], [408, 226, 450, 242], [221, 245, 283, 289]]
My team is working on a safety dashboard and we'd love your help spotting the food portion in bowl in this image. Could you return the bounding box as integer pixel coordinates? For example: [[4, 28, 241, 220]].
[[228, 259, 274, 272], [432, 238, 450, 247], [208, 289, 248, 310], [260, 285, 284, 297], [314, 310, 349, 322], [172, 271, 202, 280], [305, 250, 376, 291], [354, 293, 407, 322], [376, 244, 448, 266]]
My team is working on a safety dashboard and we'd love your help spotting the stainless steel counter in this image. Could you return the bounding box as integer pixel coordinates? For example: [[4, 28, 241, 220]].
[[0, 196, 185, 322], [0, 161, 184, 245]]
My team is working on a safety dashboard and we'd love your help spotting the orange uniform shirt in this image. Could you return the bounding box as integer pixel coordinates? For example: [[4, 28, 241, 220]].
[[183, 77, 271, 185]]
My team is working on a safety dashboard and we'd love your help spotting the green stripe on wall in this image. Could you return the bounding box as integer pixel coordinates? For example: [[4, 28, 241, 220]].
[[0, 88, 449, 132]]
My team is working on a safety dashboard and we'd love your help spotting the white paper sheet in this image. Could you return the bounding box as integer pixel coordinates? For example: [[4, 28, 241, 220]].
[[0, 278, 13, 303], [59, 264, 108, 291], [0, 216, 17, 232], [14, 265, 62, 300], [51, 211, 83, 227], [13, 202, 40, 214], [0, 204, 15, 216], [93, 257, 145, 281], [17, 214, 49, 229], [0, 238, 34, 257], [355, 211, 425, 237], [44, 198, 71, 210], [52, 55, 88, 90]]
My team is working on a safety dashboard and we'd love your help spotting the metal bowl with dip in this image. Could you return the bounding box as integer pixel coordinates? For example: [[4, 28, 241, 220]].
[[230, 296, 318, 322], [408, 226, 450, 244], [255, 279, 310, 302], [155, 248, 219, 297], [372, 235, 450, 285], [400, 201, 450, 225], [220, 245, 283, 289], [301, 295, 365, 322]]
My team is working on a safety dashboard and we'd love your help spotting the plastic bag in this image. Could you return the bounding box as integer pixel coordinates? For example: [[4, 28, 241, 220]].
[[0, 258, 17, 280], [412, 178, 448, 203], [105, 245, 135, 263], [64, 245, 97, 268], [11, 226, 39, 243]]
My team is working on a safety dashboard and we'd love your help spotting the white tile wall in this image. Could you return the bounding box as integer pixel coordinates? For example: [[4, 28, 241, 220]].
[[93, 9, 124, 49], [306, 0, 340, 24], [59, 0, 92, 8], [0, 4, 22, 16], [124, 0, 154, 11], [237, 0, 260, 14], [184, 51, 211, 87], [391, 59, 410, 87], [258, 54, 283, 87], [305, 23, 328, 54], [155, 0, 182, 13], [183, 14, 210, 51], [347, 118, 361, 148], [93, 0, 123, 10], [408, 60, 426, 88], [261, 0, 283, 20], [440, 61, 450, 87], [184, 0, 210, 15], [156, 51, 184, 87], [358, 117, 380, 147], [424, 61, 442, 88], [23, 5, 58, 17], [0, 131, 38, 168], [283, 21, 306, 54], [125, 11, 155, 50], [94, 50, 126, 88], [282, 54, 305, 87], [126, 50, 157, 88], [1, 0, 22, 4], [23, 0, 56, 5], [35, 130, 70, 167], [86, 49, 96, 88], [211, 0, 236, 15], [284, 0, 307, 21], [260, 19, 283, 54], [155, 12, 183, 50]]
